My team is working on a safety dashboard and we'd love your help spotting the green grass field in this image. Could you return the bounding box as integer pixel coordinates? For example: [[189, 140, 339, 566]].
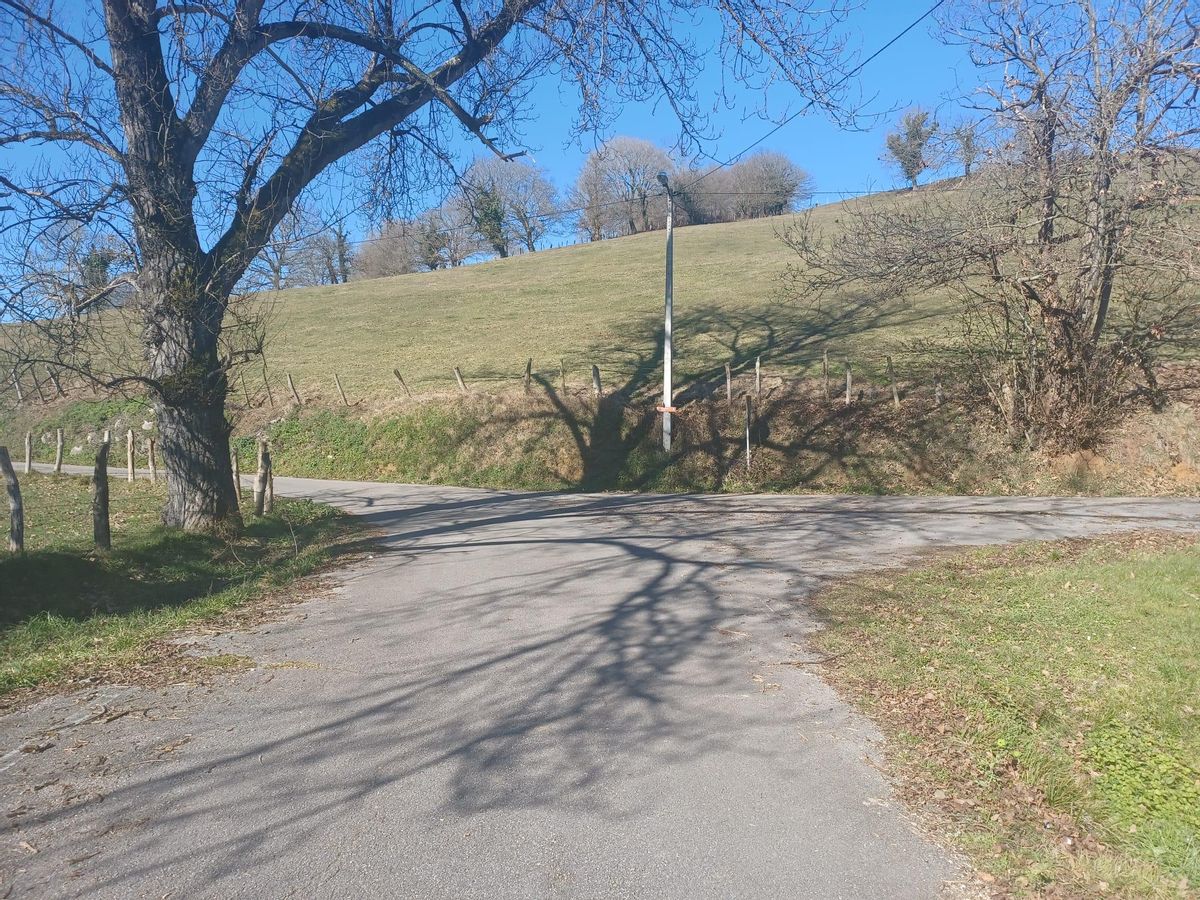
[[0, 472, 362, 700], [3, 190, 1196, 498], [256, 201, 953, 404], [812, 534, 1200, 897]]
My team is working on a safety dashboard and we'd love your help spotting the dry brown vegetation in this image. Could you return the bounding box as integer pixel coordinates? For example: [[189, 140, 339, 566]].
[[212, 372, 1200, 497]]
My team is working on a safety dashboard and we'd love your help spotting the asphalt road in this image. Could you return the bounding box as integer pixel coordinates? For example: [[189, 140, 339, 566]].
[[3, 473, 1198, 898]]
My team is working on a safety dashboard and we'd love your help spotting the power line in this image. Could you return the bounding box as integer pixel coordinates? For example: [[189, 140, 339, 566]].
[[684, 0, 951, 190], [279, 0, 951, 258]]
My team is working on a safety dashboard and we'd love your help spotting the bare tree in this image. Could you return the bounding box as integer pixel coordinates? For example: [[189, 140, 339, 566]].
[[673, 152, 811, 224], [572, 137, 675, 238], [463, 156, 559, 254], [314, 222, 353, 285], [726, 151, 814, 219], [244, 204, 331, 291], [435, 198, 483, 268], [18, 223, 136, 318], [353, 200, 488, 278], [0, 0, 854, 530], [884, 107, 938, 189], [944, 117, 981, 177], [571, 155, 610, 241], [784, 0, 1200, 449], [353, 220, 422, 279]]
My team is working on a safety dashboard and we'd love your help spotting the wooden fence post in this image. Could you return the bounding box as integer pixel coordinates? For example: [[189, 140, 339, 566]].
[[265, 466, 274, 514], [126, 429, 135, 481], [24, 431, 31, 474], [844, 361, 853, 405], [148, 437, 157, 483], [755, 356, 762, 399], [822, 349, 829, 400], [231, 446, 240, 507], [286, 373, 303, 405], [725, 362, 733, 404], [93, 435, 111, 550], [393, 368, 413, 398], [453, 367, 468, 393], [334, 373, 350, 406], [886, 356, 900, 409], [54, 428, 63, 474], [253, 439, 269, 516], [0, 447, 23, 553], [744, 395, 752, 472], [934, 375, 945, 406], [524, 358, 532, 394], [262, 361, 276, 408], [591, 365, 603, 399], [1001, 383, 1017, 441]]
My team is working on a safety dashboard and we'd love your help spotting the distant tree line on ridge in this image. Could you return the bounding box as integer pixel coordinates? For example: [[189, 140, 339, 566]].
[[19, 139, 813, 295], [275, 139, 814, 284]]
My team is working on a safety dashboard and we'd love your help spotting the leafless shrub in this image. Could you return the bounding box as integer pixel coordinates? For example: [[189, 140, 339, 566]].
[[783, 0, 1200, 450]]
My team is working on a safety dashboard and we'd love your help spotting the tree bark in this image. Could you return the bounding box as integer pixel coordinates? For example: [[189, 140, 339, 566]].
[[93, 437, 111, 551], [0, 447, 23, 553], [142, 265, 242, 531], [154, 396, 241, 530]]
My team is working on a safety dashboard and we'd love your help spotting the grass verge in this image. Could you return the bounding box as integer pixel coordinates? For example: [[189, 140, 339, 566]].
[[0, 472, 364, 703], [810, 533, 1200, 898]]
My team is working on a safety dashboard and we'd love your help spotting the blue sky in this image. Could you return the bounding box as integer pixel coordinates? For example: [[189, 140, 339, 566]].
[[505, 1, 980, 206], [331, 1, 985, 248], [1, 1, 984, 253]]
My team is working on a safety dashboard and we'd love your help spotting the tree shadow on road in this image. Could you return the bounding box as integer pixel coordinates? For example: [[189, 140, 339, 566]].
[[6, 486, 1179, 896]]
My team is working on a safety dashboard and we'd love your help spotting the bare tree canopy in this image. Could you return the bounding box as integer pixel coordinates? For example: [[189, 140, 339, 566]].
[[677, 151, 813, 223], [0, 0, 856, 530], [784, 0, 1200, 450], [354, 203, 481, 277], [571, 137, 676, 240], [463, 156, 559, 254], [943, 117, 981, 177], [243, 204, 340, 291]]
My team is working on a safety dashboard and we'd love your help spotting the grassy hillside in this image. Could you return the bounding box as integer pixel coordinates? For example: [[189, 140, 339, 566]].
[[4, 192, 1197, 500], [258, 200, 952, 404]]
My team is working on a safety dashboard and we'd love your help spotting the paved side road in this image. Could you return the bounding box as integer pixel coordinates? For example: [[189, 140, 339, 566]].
[[2, 473, 1197, 898]]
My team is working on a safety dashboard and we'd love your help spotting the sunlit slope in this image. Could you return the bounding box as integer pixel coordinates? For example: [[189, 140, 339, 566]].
[[262, 199, 951, 402]]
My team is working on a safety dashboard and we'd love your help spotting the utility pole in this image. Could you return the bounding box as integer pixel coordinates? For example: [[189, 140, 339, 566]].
[[657, 171, 675, 452]]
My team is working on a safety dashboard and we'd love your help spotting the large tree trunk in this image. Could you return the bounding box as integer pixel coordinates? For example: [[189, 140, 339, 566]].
[[142, 256, 243, 531], [155, 395, 241, 530]]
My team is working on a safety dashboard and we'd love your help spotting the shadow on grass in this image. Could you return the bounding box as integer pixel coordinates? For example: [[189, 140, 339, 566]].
[[249, 297, 987, 495], [525, 298, 980, 494], [0, 504, 367, 635]]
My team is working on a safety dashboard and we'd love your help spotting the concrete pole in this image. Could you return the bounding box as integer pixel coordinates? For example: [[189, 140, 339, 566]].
[[659, 173, 675, 453]]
